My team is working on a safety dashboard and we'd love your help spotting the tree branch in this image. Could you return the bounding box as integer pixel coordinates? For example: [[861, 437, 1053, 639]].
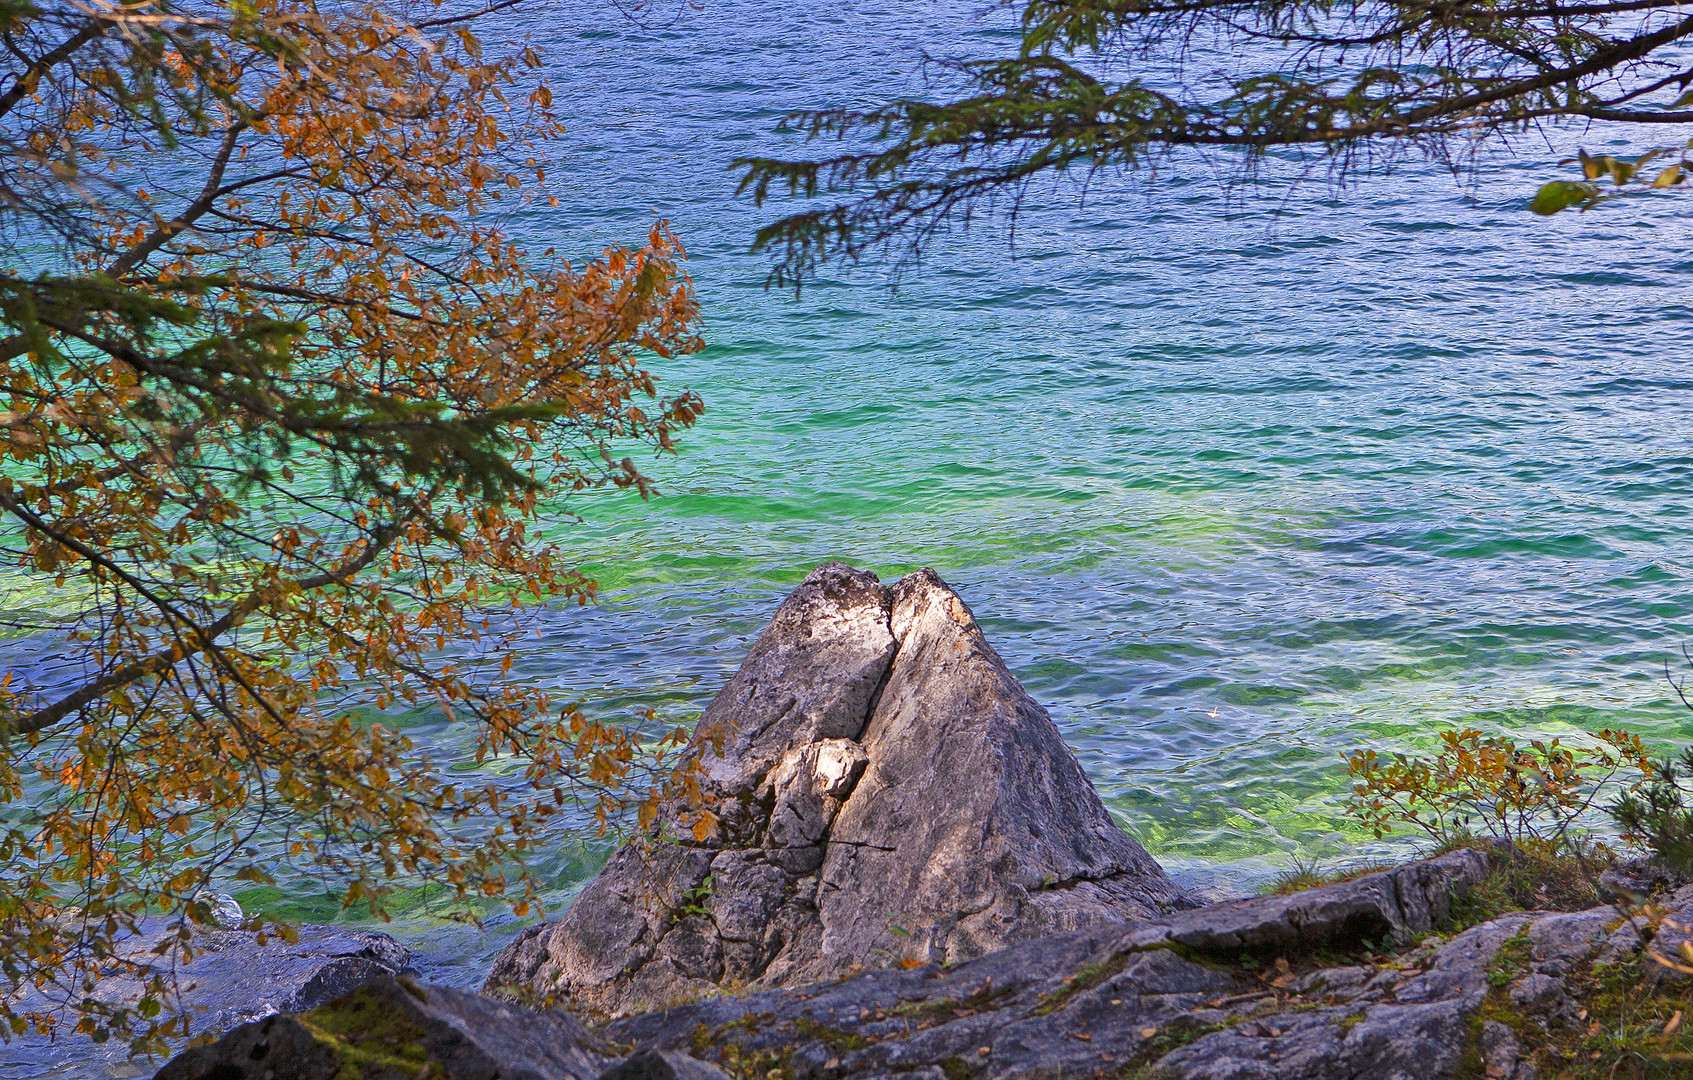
[[0, 20, 103, 123], [107, 120, 247, 277], [0, 518, 404, 738]]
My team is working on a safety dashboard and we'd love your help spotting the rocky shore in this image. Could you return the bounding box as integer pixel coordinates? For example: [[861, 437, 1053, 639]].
[[150, 565, 1693, 1079]]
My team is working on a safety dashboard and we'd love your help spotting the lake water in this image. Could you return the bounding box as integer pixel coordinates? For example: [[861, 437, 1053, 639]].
[[8, 0, 1693, 1073]]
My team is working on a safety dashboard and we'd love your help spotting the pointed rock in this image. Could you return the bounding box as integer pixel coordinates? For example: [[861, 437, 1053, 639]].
[[817, 569, 1190, 968], [484, 563, 1188, 1016]]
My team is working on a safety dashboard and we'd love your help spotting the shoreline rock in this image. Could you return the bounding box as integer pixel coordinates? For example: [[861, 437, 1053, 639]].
[[485, 563, 1191, 1017], [155, 846, 1676, 1080], [607, 848, 1516, 1080], [144, 562, 1693, 1079]]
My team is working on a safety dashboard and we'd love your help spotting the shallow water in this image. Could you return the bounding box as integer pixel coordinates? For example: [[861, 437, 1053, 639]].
[[8, 0, 1693, 1073]]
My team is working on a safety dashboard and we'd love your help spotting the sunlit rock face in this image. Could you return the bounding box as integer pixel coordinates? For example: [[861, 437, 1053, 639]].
[[483, 562, 1191, 1017]]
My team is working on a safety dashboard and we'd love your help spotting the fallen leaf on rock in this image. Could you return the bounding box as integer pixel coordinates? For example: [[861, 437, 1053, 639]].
[[1071, 1032, 1092, 1042], [1139, 1027, 1158, 1038]]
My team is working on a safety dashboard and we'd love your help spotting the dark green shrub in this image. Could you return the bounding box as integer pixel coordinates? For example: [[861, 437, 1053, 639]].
[[1608, 746, 1693, 872]]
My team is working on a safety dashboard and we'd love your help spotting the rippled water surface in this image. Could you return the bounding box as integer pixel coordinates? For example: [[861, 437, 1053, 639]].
[[9, 0, 1693, 1073]]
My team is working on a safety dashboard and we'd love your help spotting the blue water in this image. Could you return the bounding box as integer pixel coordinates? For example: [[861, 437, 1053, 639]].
[[8, 0, 1693, 1073], [510, 0, 1693, 871]]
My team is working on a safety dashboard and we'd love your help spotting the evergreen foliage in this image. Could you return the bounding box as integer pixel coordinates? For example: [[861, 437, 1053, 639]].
[[736, 0, 1693, 282]]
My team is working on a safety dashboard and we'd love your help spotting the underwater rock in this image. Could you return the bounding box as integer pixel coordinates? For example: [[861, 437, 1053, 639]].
[[484, 562, 1191, 1017], [6, 916, 411, 1057]]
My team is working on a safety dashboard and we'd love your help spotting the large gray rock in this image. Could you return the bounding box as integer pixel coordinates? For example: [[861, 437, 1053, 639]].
[[604, 851, 1591, 1080], [485, 563, 1190, 1016]]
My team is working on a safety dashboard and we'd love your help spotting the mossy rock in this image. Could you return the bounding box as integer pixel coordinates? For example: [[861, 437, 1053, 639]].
[[153, 975, 616, 1080]]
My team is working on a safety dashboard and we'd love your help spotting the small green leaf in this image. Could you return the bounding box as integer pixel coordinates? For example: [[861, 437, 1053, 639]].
[[1653, 163, 1683, 188], [1531, 180, 1594, 215]]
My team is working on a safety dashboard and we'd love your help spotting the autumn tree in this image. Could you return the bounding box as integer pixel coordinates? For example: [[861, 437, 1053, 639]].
[[737, 0, 1693, 281], [0, 0, 707, 1054]]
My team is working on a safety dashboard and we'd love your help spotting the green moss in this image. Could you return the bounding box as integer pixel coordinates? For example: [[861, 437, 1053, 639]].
[[1485, 929, 1532, 989], [710, 1042, 793, 1080], [1452, 928, 1693, 1080], [1112, 1015, 1234, 1079], [683, 1017, 795, 1080], [684, 1014, 848, 1080], [298, 985, 438, 1080], [1549, 952, 1693, 1079], [791, 1016, 869, 1054], [888, 996, 959, 1022], [1032, 953, 1130, 1015], [888, 978, 1015, 1026], [688, 1020, 714, 1058]]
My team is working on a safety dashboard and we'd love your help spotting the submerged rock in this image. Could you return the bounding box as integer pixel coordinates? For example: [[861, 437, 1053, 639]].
[[4, 917, 411, 1072], [485, 563, 1191, 1016], [166, 922, 414, 1030]]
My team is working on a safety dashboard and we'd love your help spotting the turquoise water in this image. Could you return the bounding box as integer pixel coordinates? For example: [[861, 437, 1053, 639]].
[[506, 0, 1693, 876], [9, 0, 1693, 1072]]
